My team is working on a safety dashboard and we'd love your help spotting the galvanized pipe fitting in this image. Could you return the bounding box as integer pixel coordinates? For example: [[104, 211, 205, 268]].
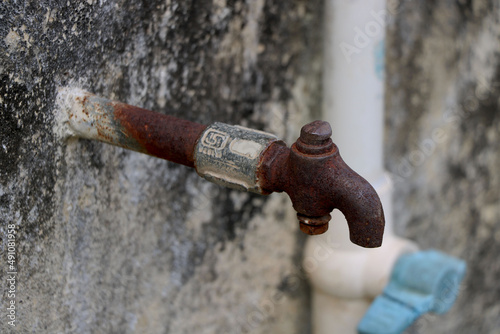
[[59, 89, 385, 248], [194, 122, 281, 193]]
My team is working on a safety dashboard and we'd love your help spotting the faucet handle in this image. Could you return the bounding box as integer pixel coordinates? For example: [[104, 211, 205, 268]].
[[358, 250, 467, 334], [296, 120, 334, 155]]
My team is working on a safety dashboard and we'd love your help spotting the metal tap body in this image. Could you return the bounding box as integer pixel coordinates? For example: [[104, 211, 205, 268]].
[[61, 88, 384, 247]]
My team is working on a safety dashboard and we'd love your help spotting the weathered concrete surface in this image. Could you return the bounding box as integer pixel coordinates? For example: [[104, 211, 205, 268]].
[[385, 1, 500, 333], [0, 1, 322, 333]]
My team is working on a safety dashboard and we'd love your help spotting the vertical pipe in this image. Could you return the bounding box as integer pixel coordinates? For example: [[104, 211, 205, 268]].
[[306, 1, 417, 333], [323, 0, 386, 181]]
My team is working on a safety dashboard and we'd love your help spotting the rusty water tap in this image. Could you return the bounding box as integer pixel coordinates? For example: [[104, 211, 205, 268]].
[[295, 121, 338, 234], [257, 121, 385, 247], [61, 89, 385, 248]]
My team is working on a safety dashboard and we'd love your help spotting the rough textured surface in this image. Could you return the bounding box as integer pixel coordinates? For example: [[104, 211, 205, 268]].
[[385, 1, 500, 333], [0, 1, 322, 333]]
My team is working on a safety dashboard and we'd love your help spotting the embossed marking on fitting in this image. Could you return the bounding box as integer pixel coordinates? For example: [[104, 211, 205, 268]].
[[198, 129, 230, 158], [195, 122, 278, 193]]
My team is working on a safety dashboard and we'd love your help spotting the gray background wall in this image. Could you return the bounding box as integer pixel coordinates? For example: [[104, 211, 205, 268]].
[[385, 1, 500, 333], [1, 0, 500, 333]]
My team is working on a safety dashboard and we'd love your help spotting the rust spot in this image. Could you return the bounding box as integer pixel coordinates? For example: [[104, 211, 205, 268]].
[[112, 102, 207, 167]]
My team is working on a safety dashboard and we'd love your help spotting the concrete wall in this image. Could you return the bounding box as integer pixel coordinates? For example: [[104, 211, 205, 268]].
[[3, 0, 499, 333], [385, 1, 500, 333], [0, 1, 322, 333]]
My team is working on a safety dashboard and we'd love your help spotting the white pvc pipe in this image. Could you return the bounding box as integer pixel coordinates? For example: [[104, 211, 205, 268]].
[[305, 1, 417, 333], [323, 0, 386, 181]]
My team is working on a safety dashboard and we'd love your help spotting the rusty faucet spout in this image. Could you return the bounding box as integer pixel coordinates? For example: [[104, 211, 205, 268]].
[[257, 120, 385, 248], [330, 155, 385, 248]]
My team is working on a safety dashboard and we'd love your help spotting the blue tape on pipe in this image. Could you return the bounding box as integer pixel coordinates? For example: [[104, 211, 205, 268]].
[[357, 250, 466, 334]]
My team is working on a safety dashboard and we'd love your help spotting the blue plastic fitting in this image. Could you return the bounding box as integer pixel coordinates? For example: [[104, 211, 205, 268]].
[[357, 250, 466, 334]]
